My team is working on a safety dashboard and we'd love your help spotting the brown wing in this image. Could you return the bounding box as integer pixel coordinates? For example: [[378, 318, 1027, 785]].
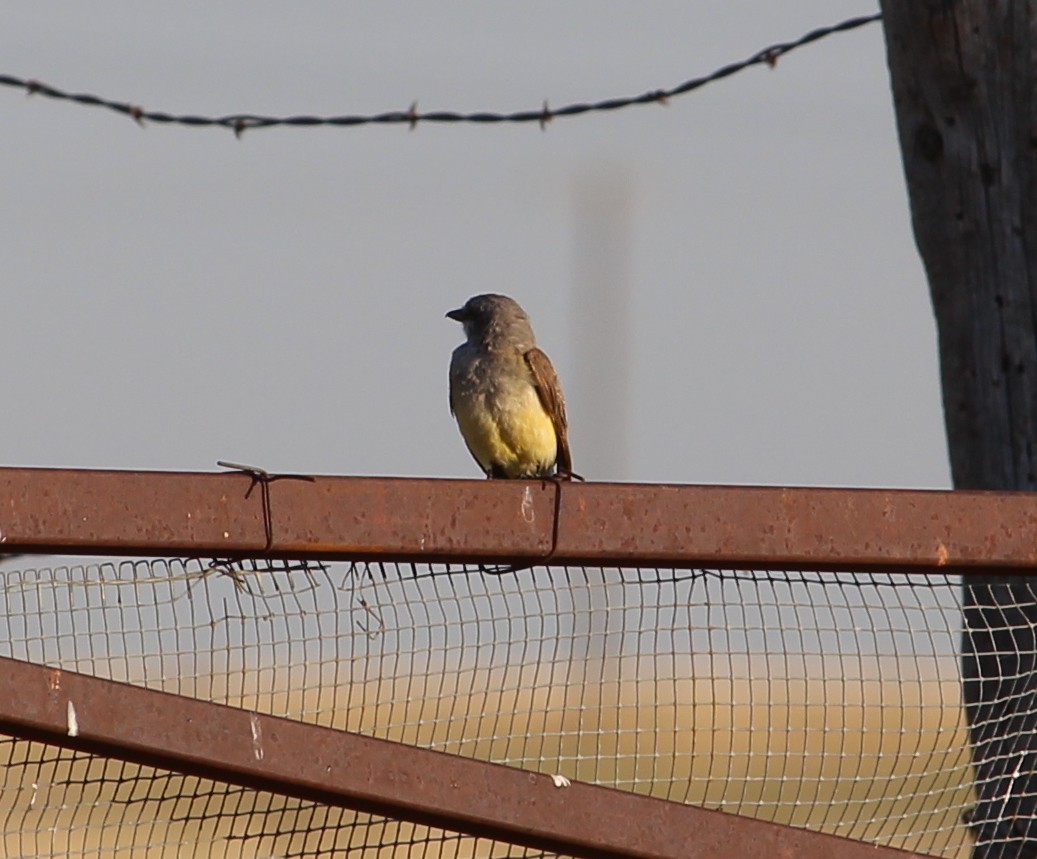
[[523, 347, 573, 476]]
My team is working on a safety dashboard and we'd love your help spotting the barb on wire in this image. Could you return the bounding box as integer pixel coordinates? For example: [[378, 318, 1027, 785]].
[[0, 13, 880, 135]]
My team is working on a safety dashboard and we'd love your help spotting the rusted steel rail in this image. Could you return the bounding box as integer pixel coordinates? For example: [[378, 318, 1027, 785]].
[[0, 467, 992, 857], [0, 655, 930, 859], [0, 466, 1035, 571]]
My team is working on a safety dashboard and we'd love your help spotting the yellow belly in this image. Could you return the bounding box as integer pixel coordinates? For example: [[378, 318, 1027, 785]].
[[454, 385, 558, 478]]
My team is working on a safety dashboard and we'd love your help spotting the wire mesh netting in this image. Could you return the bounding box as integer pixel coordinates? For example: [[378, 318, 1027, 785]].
[[0, 557, 982, 857]]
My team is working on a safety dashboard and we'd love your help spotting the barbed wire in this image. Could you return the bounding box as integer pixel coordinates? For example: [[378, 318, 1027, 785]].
[[0, 13, 880, 136]]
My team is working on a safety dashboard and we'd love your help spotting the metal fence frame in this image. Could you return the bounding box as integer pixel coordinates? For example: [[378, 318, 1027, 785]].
[[3, 465, 1031, 859]]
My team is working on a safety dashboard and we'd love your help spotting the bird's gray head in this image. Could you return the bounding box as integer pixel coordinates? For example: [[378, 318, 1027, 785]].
[[446, 293, 537, 351]]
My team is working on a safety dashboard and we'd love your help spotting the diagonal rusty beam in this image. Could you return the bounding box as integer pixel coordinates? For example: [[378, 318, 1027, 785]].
[[0, 466, 1035, 571], [0, 655, 932, 859]]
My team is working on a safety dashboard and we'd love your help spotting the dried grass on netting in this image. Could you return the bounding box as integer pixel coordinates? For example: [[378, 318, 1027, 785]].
[[0, 558, 974, 857]]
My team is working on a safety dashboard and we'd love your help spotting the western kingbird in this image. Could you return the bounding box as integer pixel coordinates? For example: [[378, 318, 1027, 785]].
[[447, 293, 574, 479]]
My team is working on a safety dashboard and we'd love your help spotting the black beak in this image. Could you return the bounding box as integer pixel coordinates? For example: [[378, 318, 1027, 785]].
[[446, 308, 465, 322]]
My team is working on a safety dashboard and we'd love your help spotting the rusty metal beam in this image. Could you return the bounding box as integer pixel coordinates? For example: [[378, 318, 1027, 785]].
[[0, 655, 931, 859], [0, 466, 1035, 571]]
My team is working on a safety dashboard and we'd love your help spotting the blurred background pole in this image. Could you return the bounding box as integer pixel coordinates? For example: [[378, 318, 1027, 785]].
[[569, 171, 634, 672], [570, 170, 633, 483]]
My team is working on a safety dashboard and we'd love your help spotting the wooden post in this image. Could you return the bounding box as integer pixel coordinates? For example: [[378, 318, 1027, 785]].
[[880, 4, 1037, 856]]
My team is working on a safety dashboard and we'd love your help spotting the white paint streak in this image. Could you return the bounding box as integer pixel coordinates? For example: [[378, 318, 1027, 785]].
[[66, 701, 79, 737], [521, 486, 535, 523], [250, 713, 264, 761]]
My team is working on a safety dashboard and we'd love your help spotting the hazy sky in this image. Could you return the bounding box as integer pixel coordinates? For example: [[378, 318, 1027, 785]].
[[4, 2, 946, 488]]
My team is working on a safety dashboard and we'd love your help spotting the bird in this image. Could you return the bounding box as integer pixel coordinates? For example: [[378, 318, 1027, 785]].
[[447, 293, 574, 479]]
